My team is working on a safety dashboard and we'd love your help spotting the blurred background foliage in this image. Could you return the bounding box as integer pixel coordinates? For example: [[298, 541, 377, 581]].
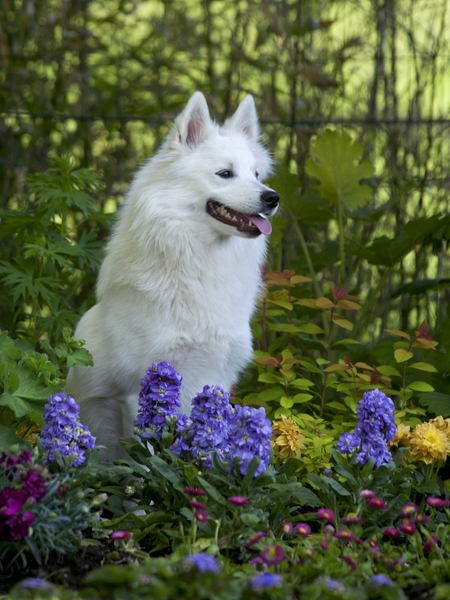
[[1, 0, 450, 345]]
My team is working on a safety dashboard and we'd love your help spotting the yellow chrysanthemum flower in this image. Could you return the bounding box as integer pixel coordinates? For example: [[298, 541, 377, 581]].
[[388, 423, 410, 450], [271, 414, 306, 459], [16, 425, 40, 444], [429, 416, 450, 439], [407, 422, 450, 464]]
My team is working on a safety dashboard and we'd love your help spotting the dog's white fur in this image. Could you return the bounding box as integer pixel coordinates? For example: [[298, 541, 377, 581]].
[[66, 92, 278, 462]]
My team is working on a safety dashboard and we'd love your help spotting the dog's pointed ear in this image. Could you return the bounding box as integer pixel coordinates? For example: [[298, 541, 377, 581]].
[[171, 92, 212, 148], [224, 95, 260, 142]]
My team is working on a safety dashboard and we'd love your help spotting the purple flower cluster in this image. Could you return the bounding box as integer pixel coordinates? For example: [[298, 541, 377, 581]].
[[134, 362, 183, 439], [40, 393, 96, 466], [171, 385, 234, 466], [226, 406, 272, 476], [0, 450, 47, 542], [337, 389, 395, 468]]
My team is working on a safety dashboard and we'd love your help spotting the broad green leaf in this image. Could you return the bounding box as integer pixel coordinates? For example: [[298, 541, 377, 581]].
[[409, 362, 438, 373], [280, 397, 294, 408], [292, 393, 313, 404], [323, 476, 351, 496], [297, 323, 326, 335], [377, 365, 402, 377], [258, 373, 283, 383], [419, 392, 450, 417], [385, 329, 411, 340], [305, 130, 374, 209], [408, 381, 434, 392], [394, 349, 413, 363], [332, 316, 353, 331]]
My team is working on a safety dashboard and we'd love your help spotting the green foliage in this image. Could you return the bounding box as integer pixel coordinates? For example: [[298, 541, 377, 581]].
[[0, 155, 110, 347], [0, 328, 93, 447]]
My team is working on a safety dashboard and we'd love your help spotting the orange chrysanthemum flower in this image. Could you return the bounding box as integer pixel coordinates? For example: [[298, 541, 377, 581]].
[[271, 414, 306, 459], [407, 422, 450, 464], [388, 423, 411, 451]]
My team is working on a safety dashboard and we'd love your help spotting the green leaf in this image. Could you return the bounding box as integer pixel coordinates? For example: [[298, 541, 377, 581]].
[[409, 362, 438, 373], [0, 423, 30, 451], [408, 381, 434, 392], [419, 392, 450, 417], [394, 349, 413, 363], [305, 130, 375, 209], [292, 393, 313, 404], [258, 373, 283, 384], [322, 476, 351, 497]]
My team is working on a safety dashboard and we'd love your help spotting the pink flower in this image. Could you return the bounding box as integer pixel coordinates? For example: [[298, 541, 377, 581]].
[[426, 497, 450, 510], [384, 527, 400, 538], [359, 489, 375, 499], [342, 513, 362, 524], [342, 554, 357, 570], [423, 534, 439, 554], [296, 523, 311, 536], [320, 541, 329, 551], [304, 547, 314, 557], [260, 545, 285, 565], [111, 530, 131, 540], [229, 496, 249, 506], [248, 556, 267, 567], [416, 515, 432, 524], [400, 503, 418, 518], [184, 487, 207, 497], [246, 531, 267, 548], [194, 509, 208, 522], [189, 500, 207, 509], [335, 529, 357, 541], [399, 522, 417, 535], [317, 508, 335, 522], [368, 497, 386, 509], [282, 521, 293, 534]]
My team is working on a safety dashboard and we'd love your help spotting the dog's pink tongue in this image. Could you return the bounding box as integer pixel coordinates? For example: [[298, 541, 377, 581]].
[[248, 215, 272, 235]]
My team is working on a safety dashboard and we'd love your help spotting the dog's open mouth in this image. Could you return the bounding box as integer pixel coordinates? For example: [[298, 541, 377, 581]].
[[206, 200, 272, 236]]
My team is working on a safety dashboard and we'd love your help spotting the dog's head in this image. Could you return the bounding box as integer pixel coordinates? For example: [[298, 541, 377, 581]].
[[159, 92, 279, 239]]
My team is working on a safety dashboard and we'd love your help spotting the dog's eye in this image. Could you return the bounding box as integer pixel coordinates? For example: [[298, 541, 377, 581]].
[[216, 169, 233, 179]]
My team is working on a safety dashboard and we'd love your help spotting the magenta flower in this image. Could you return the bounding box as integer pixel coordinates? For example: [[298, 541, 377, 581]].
[[248, 556, 267, 567], [359, 489, 375, 499], [246, 531, 266, 548], [184, 487, 207, 496], [399, 522, 417, 535], [194, 509, 208, 522], [111, 530, 131, 540], [384, 527, 400, 538], [341, 512, 362, 524], [320, 541, 329, 551], [368, 497, 386, 509], [260, 545, 285, 565], [304, 547, 314, 557], [317, 508, 335, 522], [229, 496, 249, 506], [416, 514, 432, 524], [342, 554, 357, 570], [400, 502, 418, 518], [335, 529, 357, 542], [296, 523, 311, 536], [189, 500, 207, 509], [423, 534, 439, 554], [426, 497, 450, 510], [282, 521, 293, 534]]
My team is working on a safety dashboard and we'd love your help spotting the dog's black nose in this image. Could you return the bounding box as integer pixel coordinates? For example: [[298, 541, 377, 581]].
[[261, 190, 280, 209]]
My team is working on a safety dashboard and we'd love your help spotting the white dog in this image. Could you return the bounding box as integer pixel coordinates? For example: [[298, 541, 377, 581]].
[[66, 92, 279, 462]]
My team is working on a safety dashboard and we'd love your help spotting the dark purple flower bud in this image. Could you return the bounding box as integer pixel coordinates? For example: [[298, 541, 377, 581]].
[[184, 487, 207, 496], [189, 500, 207, 509], [342, 554, 357, 570], [320, 541, 329, 551], [246, 531, 266, 548], [423, 534, 439, 554]]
